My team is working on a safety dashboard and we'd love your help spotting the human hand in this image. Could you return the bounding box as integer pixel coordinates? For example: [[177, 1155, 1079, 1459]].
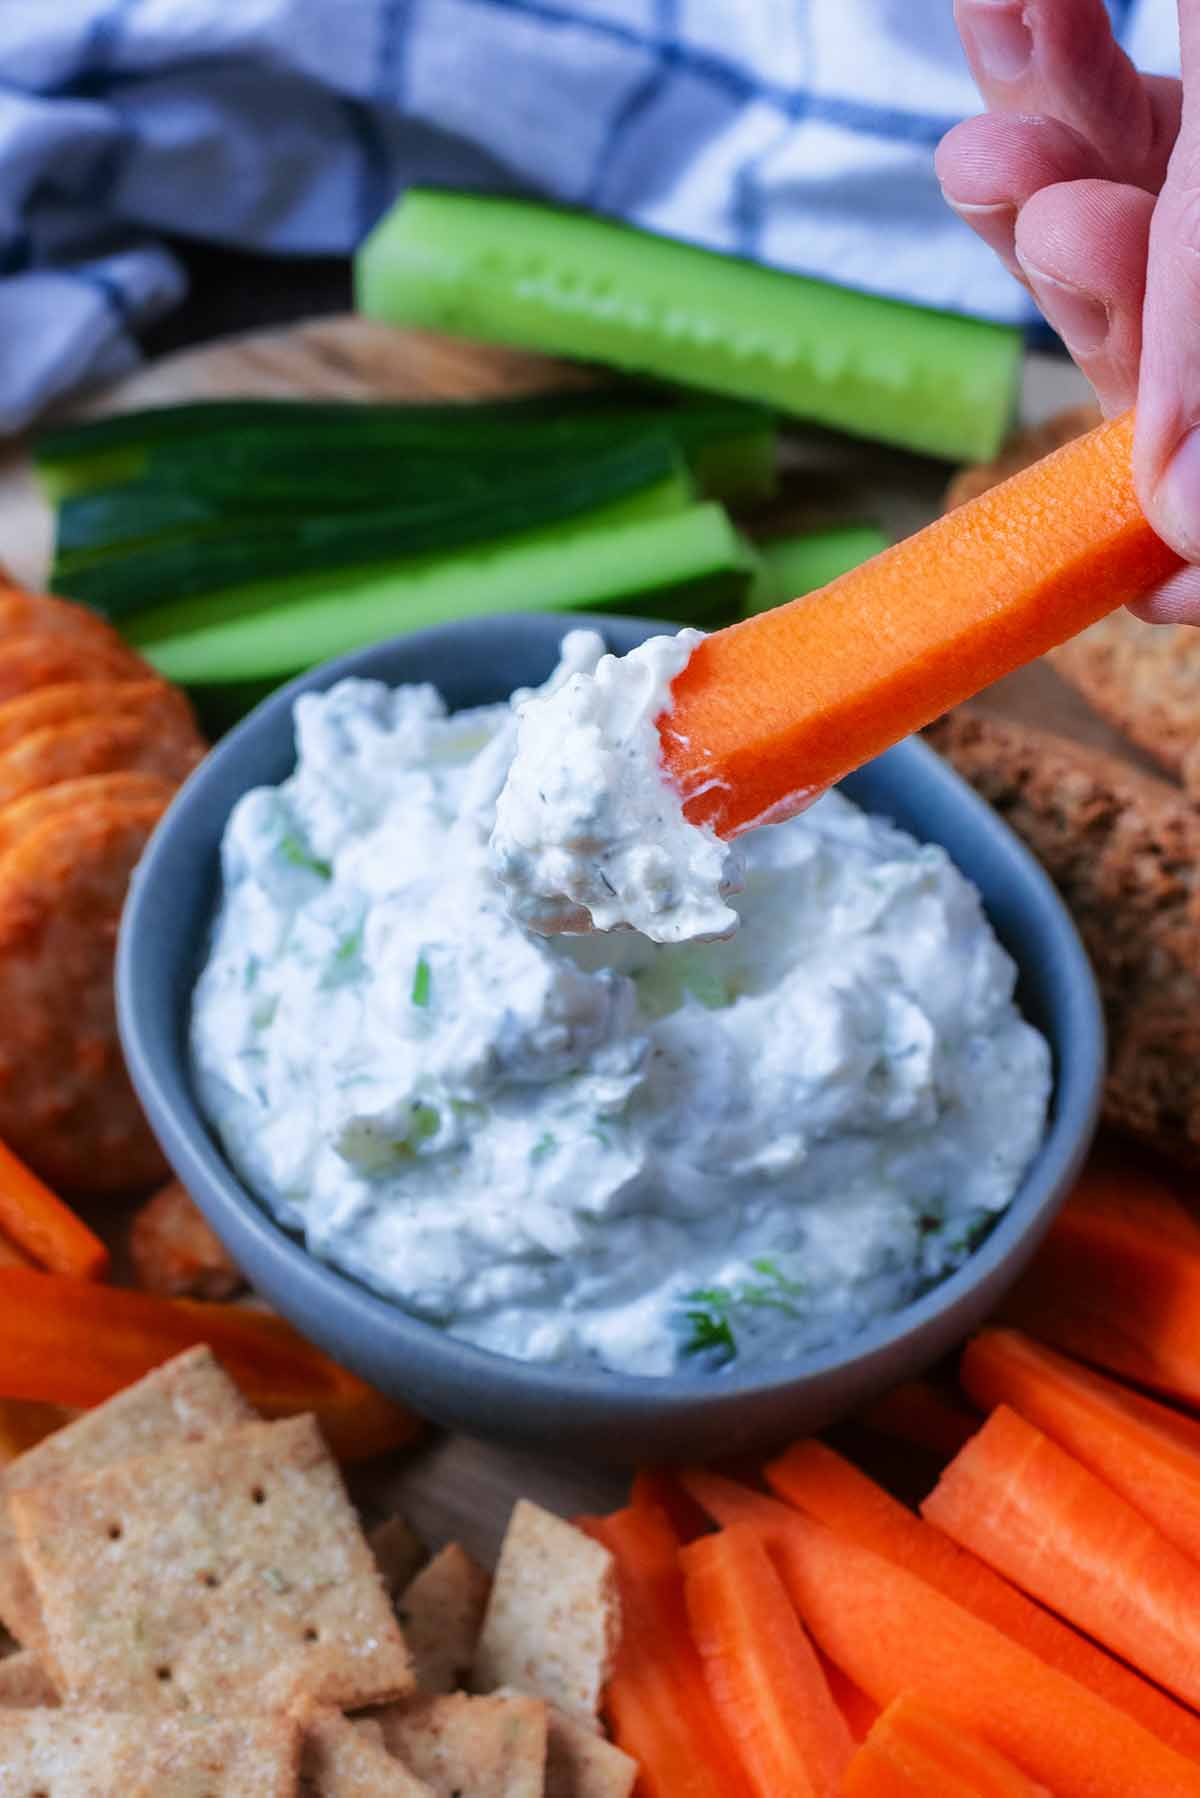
[[937, 0, 1200, 621]]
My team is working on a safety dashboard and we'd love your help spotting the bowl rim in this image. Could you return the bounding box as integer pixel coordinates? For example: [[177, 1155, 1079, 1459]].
[[118, 612, 1105, 1413]]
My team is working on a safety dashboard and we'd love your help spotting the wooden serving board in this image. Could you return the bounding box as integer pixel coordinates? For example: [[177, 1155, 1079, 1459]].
[[0, 316, 1146, 1555]]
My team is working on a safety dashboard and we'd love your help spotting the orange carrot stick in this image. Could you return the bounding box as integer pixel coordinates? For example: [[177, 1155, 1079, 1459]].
[[816, 1650, 879, 1744], [682, 1479, 1200, 1797], [0, 1267, 422, 1462], [681, 1524, 853, 1798], [853, 1379, 981, 1461], [963, 1328, 1200, 1564], [660, 411, 1180, 835], [843, 1695, 1053, 1798], [581, 1504, 755, 1798], [0, 1136, 108, 1280], [688, 1465, 1200, 1764], [630, 1467, 711, 1543], [923, 1403, 1200, 1713], [1000, 1149, 1200, 1406]]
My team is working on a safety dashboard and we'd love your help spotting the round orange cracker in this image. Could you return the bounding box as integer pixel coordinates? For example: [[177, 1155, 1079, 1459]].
[[0, 679, 199, 758], [0, 793, 172, 1195], [0, 589, 136, 660], [0, 712, 204, 810], [0, 633, 144, 704], [0, 773, 176, 861]]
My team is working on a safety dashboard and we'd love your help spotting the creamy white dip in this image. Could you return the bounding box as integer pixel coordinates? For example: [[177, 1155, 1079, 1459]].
[[191, 631, 1051, 1378], [491, 630, 743, 943]]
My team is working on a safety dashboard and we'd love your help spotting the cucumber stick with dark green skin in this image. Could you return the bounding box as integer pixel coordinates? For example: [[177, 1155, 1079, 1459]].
[[37, 391, 776, 508], [54, 434, 690, 614], [137, 501, 757, 686], [356, 189, 1022, 464]]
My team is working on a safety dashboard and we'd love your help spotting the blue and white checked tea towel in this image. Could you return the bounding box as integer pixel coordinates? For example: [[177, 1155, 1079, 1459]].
[[0, 0, 1179, 433]]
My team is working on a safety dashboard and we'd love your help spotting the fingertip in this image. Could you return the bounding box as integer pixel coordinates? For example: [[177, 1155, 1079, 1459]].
[[1141, 427, 1200, 568], [1127, 563, 1200, 625]]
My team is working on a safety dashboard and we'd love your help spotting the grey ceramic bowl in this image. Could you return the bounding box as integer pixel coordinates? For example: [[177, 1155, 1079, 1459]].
[[118, 613, 1104, 1465]]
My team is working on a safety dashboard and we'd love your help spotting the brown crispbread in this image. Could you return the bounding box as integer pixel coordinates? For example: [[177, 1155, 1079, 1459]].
[[472, 1500, 619, 1728], [0, 1706, 300, 1795], [1047, 612, 1200, 785], [927, 707, 1200, 1164], [373, 1692, 547, 1798], [0, 1649, 59, 1707], [0, 1346, 250, 1655], [10, 1413, 413, 1714], [301, 1705, 435, 1796], [399, 1543, 490, 1695]]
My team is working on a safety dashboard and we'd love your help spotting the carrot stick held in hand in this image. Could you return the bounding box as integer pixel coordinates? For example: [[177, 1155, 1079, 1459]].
[[661, 411, 1180, 836]]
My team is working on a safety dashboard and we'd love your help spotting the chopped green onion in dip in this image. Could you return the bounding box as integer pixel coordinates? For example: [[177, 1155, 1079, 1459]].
[[191, 630, 1051, 1377]]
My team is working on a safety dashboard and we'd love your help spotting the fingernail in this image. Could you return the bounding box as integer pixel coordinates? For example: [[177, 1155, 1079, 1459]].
[[963, 1, 1032, 83], [1020, 266, 1109, 355], [1155, 427, 1200, 561], [946, 199, 1019, 260]]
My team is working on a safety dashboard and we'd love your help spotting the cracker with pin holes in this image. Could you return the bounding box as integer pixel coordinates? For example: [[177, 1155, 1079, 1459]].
[[0, 1346, 251, 1659], [0, 1706, 299, 1796], [300, 1705, 434, 1796], [10, 1414, 413, 1714], [398, 1544, 490, 1695], [372, 1692, 547, 1798], [472, 1500, 619, 1728]]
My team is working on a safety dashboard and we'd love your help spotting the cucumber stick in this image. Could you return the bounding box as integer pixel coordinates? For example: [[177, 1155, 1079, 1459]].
[[38, 392, 776, 507], [750, 524, 891, 612], [125, 471, 690, 647], [55, 435, 690, 613], [357, 190, 1021, 463], [139, 502, 754, 685]]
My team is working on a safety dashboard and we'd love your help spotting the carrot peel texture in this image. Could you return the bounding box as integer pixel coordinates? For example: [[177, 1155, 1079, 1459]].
[[681, 1523, 852, 1798], [662, 411, 1180, 834], [922, 1402, 1200, 1714]]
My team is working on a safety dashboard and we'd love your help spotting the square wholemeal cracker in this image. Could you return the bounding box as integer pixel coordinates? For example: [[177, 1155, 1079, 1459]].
[[472, 1501, 619, 1727], [0, 1649, 59, 1707], [398, 1543, 490, 1695], [545, 1704, 637, 1798], [0, 1707, 299, 1796], [10, 1414, 413, 1715], [301, 1706, 434, 1796], [369, 1514, 426, 1598], [497, 1689, 635, 1798], [373, 1692, 547, 1798], [0, 1345, 252, 1656]]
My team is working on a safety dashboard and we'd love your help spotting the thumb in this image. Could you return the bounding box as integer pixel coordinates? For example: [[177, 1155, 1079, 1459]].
[[1135, 3, 1200, 561]]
